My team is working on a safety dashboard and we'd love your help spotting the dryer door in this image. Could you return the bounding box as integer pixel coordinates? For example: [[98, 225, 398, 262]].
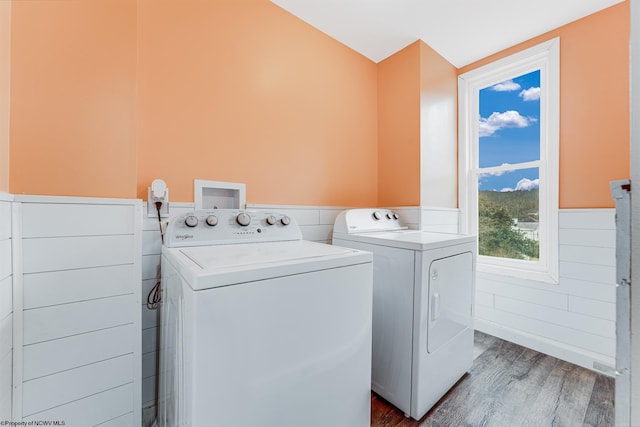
[[427, 252, 473, 353]]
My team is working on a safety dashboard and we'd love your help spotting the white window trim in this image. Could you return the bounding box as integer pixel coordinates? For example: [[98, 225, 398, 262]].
[[458, 38, 559, 284]]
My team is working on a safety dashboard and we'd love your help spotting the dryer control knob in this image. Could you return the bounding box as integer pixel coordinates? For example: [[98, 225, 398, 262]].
[[185, 215, 199, 228], [372, 211, 382, 220], [236, 213, 251, 227], [281, 216, 291, 226], [393, 213, 400, 220], [205, 215, 218, 226], [386, 213, 392, 219], [266, 215, 277, 225]]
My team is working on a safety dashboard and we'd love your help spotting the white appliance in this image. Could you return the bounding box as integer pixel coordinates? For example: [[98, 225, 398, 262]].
[[332, 208, 476, 420], [156, 209, 373, 427]]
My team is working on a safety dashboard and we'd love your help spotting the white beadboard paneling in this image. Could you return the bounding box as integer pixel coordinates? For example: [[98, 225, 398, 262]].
[[142, 351, 157, 379], [559, 228, 616, 248], [22, 382, 134, 426], [0, 239, 10, 281], [494, 295, 614, 337], [560, 278, 616, 303], [476, 305, 615, 358], [142, 254, 161, 281], [142, 327, 157, 355], [142, 304, 160, 330], [23, 294, 135, 345], [21, 203, 134, 238], [23, 265, 135, 309], [23, 324, 135, 381], [0, 275, 11, 320], [559, 244, 615, 266], [0, 348, 11, 417], [319, 209, 345, 225], [569, 296, 616, 321], [299, 224, 333, 242], [22, 354, 134, 417], [421, 224, 459, 233], [0, 201, 11, 240], [22, 235, 135, 274], [559, 261, 616, 284], [559, 209, 615, 230], [476, 291, 494, 307], [142, 375, 156, 407], [477, 275, 568, 310], [96, 412, 134, 427], [142, 202, 193, 231], [421, 208, 459, 226], [143, 229, 163, 255], [0, 314, 11, 359]]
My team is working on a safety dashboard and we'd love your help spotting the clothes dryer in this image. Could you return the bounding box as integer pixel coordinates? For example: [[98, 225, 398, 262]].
[[332, 208, 476, 420], [157, 209, 373, 427]]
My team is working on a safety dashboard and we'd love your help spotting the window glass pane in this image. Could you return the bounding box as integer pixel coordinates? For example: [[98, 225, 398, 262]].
[[478, 168, 539, 261], [479, 70, 540, 167]]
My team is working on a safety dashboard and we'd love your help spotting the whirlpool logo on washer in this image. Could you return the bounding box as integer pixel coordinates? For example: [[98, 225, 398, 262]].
[[176, 234, 194, 240]]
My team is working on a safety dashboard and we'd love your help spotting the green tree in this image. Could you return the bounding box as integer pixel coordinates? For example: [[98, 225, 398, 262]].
[[478, 198, 539, 260]]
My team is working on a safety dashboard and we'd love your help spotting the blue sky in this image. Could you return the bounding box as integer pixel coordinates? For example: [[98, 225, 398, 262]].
[[478, 70, 540, 192]]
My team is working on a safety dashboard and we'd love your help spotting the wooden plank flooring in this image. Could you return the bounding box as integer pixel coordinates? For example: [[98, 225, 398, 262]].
[[371, 332, 614, 427]]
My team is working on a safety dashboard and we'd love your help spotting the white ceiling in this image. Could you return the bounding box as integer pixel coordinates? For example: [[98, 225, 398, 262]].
[[270, 0, 625, 67]]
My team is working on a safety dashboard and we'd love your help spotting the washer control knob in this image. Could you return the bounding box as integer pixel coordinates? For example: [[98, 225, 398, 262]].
[[281, 216, 291, 226], [372, 211, 382, 220], [236, 213, 251, 227], [393, 213, 400, 220], [184, 215, 198, 228], [266, 215, 277, 225], [205, 215, 218, 226]]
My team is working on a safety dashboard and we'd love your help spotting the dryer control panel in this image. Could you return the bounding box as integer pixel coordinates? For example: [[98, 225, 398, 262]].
[[164, 209, 302, 247], [333, 208, 407, 234]]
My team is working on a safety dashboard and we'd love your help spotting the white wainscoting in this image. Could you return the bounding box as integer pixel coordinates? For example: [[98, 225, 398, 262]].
[[13, 195, 142, 426], [475, 209, 617, 374], [0, 193, 12, 420]]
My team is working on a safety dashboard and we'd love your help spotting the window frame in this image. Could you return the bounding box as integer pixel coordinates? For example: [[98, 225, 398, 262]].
[[458, 38, 559, 284]]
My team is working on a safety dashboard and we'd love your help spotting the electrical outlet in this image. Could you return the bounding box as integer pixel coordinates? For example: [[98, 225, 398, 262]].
[[147, 186, 170, 218]]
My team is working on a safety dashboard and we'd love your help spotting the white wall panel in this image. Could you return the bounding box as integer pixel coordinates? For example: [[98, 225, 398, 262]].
[[0, 239, 10, 281], [22, 235, 134, 274], [23, 294, 135, 345], [0, 200, 11, 240], [98, 412, 134, 427], [0, 314, 11, 360], [142, 229, 163, 256], [23, 324, 135, 381], [23, 265, 135, 309], [0, 275, 10, 321], [569, 296, 616, 321], [142, 327, 157, 355], [23, 383, 133, 426], [142, 375, 156, 408], [476, 291, 494, 308], [299, 224, 333, 242], [22, 354, 134, 417], [21, 203, 134, 238], [142, 255, 161, 281], [0, 348, 11, 417], [476, 209, 617, 373]]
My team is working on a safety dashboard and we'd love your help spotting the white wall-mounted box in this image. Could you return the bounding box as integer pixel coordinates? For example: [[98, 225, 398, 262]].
[[194, 180, 246, 210]]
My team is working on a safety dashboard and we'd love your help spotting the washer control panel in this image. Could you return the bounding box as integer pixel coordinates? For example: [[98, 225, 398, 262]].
[[333, 208, 407, 234], [164, 209, 301, 247]]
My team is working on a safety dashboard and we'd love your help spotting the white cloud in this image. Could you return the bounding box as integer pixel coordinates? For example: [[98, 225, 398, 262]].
[[519, 87, 540, 101], [492, 80, 521, 92], [478, 163, 513, 179], [479, 110, 535, 137], [499, 178, 540, 192]]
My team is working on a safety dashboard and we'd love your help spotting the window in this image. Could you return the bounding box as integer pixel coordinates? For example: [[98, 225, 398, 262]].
[[458, 39, 559, 283]]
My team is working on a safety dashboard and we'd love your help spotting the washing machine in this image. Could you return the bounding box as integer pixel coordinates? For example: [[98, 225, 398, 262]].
[[156, 209, 373, 427], [332, 208, 476, 420]]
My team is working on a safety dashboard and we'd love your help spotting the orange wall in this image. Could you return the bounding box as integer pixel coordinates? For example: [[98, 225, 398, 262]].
[[0, 1, 11, 193], [459, 2, 630, 208], [137, 0, 378, 205], [419, 41, 458, 208], [9, 0, 138, 198], [377, 42, 421, 206]]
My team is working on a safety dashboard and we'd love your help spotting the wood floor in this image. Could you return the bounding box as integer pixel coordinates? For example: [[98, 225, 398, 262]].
[[371, 332, 615, 427]]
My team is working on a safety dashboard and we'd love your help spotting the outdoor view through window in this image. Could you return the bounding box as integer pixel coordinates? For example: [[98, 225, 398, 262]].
[[478, 70, 540, 261]]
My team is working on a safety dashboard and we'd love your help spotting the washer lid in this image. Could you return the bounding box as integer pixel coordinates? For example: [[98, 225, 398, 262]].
[[333, 230, 476, 251], [163, 240, 372, 290]]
